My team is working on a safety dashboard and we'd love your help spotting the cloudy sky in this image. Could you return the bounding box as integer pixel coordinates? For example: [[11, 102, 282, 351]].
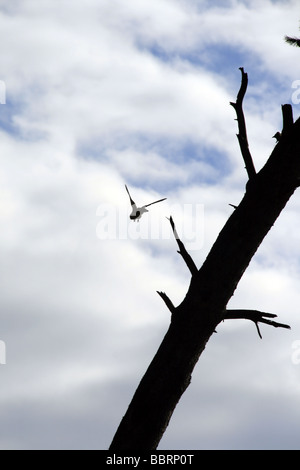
[[0, 0, 300, 450]]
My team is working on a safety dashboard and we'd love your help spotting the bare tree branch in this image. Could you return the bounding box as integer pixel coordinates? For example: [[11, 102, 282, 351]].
[[167, 216, 198, 276], [157, 291, 176, 316], [223, 309, 291, 339], [230, 67, 256, 180]]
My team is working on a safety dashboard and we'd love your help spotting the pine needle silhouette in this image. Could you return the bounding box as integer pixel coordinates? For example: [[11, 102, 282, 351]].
[[285, 35, 300, 47]]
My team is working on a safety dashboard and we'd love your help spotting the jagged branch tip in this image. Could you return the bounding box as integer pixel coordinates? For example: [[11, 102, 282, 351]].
[[230, 67, 256, 180], [157, 291, 176, 316], [167, 216, 198, 276]]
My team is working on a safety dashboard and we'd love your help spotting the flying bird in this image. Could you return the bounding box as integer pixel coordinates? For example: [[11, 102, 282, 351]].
[[125, 184, 167, 221]]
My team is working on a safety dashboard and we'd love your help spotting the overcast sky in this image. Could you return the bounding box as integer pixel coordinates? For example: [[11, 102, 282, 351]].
[[0, 0, 300, 450]]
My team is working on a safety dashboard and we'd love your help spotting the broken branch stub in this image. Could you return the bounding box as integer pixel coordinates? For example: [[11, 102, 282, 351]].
[[230, 67, 256, 180]]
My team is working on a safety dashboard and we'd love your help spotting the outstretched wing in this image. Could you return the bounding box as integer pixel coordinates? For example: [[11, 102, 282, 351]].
[[125, 184, 136, 207], [144, 197, 167, 208]]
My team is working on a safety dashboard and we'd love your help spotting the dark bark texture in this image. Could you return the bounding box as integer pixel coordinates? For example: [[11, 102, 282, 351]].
[[109, 70, 300, 450]]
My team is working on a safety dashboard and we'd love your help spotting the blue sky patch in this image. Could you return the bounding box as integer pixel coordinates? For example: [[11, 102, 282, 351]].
[[0, 99, 22, 136], [77, 132, 232, 192]]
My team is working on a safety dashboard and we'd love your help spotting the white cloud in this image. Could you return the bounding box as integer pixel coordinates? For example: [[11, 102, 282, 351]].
[[0, 0, 299, 450]]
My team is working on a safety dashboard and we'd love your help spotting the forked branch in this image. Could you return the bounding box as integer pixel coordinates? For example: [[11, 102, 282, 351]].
[[224, 309, 291, 339], [230, 67, 256, 180]]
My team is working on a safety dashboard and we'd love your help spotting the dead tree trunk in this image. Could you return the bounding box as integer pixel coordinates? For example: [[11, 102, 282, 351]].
[[109, 68, 298, 450]]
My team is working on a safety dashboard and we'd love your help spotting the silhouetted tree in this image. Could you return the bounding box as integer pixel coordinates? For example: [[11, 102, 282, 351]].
[[109, 66, 299, 450]]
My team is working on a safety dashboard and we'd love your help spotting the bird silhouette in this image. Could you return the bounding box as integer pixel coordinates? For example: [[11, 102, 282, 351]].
[[125, 185, 167, 221], [273, 132, 281, 142]]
